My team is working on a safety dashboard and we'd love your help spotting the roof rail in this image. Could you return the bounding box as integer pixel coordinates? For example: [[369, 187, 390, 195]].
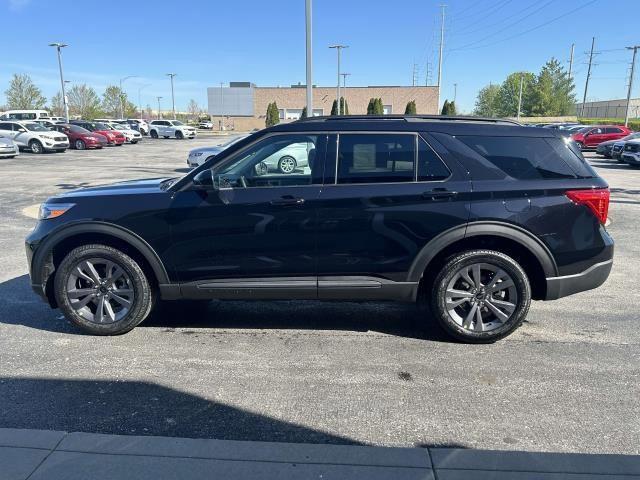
[[297, 114, 521, 126]]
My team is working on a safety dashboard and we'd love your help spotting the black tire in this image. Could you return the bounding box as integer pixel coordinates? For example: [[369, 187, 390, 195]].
[[75, 139, 86, 150], [29, 139, 44, 154], [175, 130, 184, 140], [54, 244, 154, 335], [163, 136, 169, 139], [277, 155, 297, 174], [429, 249, 531, 343], [150, 130, 158, 139]]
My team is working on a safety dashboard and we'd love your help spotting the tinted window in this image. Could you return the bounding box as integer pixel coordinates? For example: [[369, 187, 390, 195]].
[[605, 127, 622, 134], [457, 136, 577, 180], [0, 123, 12, 130], [336, 133, 415, 184], [418, 137, 450, 181], [69, 125, 89, 133]]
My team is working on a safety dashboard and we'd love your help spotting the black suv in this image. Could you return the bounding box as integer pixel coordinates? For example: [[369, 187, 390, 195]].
[[26, 116, 614, 342]]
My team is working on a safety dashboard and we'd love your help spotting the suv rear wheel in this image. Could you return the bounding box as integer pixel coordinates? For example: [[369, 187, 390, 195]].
[[54, 244, 154, 335], [430, 250, 531, 343], [175, 130, 184, 140], [29, 139, 44, 154], [150, 130, 158, 139]]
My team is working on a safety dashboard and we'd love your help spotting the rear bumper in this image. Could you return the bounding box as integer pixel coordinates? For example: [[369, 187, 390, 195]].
[[545, 259, 613, 300]]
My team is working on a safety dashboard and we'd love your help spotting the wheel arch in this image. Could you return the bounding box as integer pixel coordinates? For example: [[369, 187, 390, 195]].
[[410, 222, 557, 301], [32, 222, 171, 307]]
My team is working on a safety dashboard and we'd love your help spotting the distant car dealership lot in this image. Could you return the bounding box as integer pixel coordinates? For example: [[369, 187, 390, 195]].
[[0, 136, 638, 454]]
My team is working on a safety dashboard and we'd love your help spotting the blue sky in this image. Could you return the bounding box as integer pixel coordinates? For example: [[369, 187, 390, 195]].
[[1, 0, 639, 113]]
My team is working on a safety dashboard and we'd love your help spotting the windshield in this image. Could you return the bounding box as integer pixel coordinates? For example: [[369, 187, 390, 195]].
[[69, 125, 90, 134], [24, 123, 50, 132], [221, 135, 249, 148], [94, 123, 110, 130], [170, 121, 184, 126], [623, 132, 640, 140]]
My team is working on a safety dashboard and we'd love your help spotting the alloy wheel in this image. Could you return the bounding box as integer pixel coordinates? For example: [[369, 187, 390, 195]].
[[278, 156, 296, 174], [66, 258, 135, 324], [444, 262, 518, 333]]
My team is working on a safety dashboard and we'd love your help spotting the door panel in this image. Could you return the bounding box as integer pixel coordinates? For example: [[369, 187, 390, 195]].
[[316, 133, 471, 285]]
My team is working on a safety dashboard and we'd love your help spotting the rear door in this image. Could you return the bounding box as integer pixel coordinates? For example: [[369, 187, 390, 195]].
[[0, 123, 15, 141], [585, 127, 605, 147], [315, 132, 471, 299]]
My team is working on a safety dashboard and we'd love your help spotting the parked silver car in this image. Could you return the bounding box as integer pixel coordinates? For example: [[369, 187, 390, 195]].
[[0, 134, 19, 158], [187, 134, 250, 167], [0, 121, 69, 153]]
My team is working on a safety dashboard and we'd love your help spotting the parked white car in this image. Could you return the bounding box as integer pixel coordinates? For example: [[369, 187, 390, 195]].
[[0, 134, 19, 158], [149, 120, 196, 139], [199, 121, 213, 129], [106, 122, 142, 144], [0, 121, 69, 153], [127, 119, 149, 135], [187, 134, 250, 167]]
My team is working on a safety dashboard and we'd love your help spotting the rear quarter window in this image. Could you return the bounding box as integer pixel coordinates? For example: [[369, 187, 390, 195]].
[[456, 135, 585, 180]]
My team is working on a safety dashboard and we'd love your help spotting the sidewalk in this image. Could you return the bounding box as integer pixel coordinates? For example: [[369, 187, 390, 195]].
[[2, 428, 639, 479]]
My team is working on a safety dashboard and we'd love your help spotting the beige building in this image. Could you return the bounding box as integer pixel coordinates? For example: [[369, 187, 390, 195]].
[[207, 82, 439, 131]]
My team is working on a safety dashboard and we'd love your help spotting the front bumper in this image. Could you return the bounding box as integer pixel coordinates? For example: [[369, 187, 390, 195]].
[[0, 146, 18, 157]]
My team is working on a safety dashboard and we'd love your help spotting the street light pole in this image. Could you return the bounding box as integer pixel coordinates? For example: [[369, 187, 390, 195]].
[[341, 73, 351, 114], [119, 75, 138, 119], [624, 46, 639, 128], [49, 42, 69, 123], [156, 96, 163, 119], [138, 84, 151, 119], [166, 73, 177, 120], [329, 45, 348, 115], [517, 74, 524, 121], [305, 0, 313, 116]]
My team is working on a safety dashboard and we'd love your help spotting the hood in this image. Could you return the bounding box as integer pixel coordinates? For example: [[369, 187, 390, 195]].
[[55, 178, 169, 198], [190, 145, 224, 155]]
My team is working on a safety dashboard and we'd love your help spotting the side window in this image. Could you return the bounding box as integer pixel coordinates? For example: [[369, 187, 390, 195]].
[[418, 137, 450, 181], [214, 134, 323, 188], [592, 128, 603, 134], [605, 127, 622, 134], [0, 123, 11, 131], [457, 136, 577, 180], [336, 133, 416, 184]]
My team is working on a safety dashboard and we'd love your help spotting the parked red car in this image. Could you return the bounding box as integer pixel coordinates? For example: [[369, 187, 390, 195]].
[[52, 124, 108, 150], [571, 125, 632, 150], [70, 121, 125, 146]]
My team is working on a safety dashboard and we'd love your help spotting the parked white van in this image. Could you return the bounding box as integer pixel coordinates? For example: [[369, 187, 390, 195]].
[[0, 110, 51, 121]]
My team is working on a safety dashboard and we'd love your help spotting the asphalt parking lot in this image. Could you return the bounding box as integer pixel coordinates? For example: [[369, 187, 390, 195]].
[[0, 137, 638, 455]]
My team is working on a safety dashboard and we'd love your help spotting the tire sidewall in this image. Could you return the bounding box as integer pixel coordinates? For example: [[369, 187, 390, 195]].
[[278, 155, 296, 174], [75, 139, 86, 150], [431, 250, 531, 343], [30, 140, 43, 154], [54, 245, 152, 335]]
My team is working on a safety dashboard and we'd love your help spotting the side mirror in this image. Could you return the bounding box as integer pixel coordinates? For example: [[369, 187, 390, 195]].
[[18, 128, 26, 132], [254, 161, 268, 176], [192, 169, 214, 189]]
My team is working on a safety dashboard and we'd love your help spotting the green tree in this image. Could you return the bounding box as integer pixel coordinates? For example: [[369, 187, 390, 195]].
[[366, 98, 375, 114], [404, 100, 417, 114], [4, 74, 46, 109], [448, 100, 457, 115], [301, 106, 308, 119], [68, 84, 102, 119], [374, 98, 384, 114], [340, 97, 349, 115], [495, 72, 535, 117], [529, 58, 575, 116], [265, 102, 280, 127], [473, 84, 500, 117], [441, 100, 450, 115], [331, 99, 339, 116], [101, 85, 126, 117]]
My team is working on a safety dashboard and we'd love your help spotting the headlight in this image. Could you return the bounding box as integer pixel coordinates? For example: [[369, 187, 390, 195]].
[[38, 203, 75, 220], [193, 152, 203, 157]]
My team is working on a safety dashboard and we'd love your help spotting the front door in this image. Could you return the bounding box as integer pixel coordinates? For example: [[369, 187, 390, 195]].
[[585, 128, 605, 147], [316, 132, 471, 299], [167, 133, 326, 298]]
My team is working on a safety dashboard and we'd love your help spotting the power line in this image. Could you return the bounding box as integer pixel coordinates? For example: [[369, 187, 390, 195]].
[[447, 0, 511, 27], [448, 0, 596, 53], [448, 0, 541, 38]]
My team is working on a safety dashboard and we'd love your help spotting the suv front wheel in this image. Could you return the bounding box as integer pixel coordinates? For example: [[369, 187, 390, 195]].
[[430, 250, 531, 343], [54, 244, 154, 335]]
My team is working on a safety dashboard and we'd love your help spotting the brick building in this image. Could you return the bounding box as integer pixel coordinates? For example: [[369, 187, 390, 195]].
[[207, 82, 439, 131]]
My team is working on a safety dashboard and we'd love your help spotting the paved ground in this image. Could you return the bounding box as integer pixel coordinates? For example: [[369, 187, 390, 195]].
[[0, 137, 638, 455], [2, 428, 639, 480]]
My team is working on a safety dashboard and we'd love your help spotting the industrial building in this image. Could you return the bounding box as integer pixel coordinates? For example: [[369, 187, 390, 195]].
[[207, 82, 439, 130], [575, 98, 640, 119]]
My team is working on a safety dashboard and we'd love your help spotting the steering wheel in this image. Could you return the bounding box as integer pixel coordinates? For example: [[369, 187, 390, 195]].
[[239, 176, 248, 188]]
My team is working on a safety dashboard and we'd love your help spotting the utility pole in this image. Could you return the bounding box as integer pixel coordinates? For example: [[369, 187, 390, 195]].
[[517, 74, 524, 120], [453, 83, 457, 103], [625, 45, 639, 127], [437, 4, 446, 111], [329, 45, 348, 115], [568, 43, 575, 81], [49, 43, 69, 123], [166, 73, 177, 120], [305, 0, 313, 116], [341, 73, 351, 114], [219, 82, 225, 131], [119, 75, 138, 119], [412, 63, 418, 86], [425, 62, 431, 86], [156, 96, 163, 119], [581, 37, 595, 118]]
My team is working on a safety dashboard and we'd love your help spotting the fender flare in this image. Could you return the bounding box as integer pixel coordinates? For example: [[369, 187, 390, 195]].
[[31, 221, 170, 286], [407, 221, 558, 282]]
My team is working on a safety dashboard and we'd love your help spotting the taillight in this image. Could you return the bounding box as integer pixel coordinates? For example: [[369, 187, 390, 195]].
[[566, 188, 610, 224]]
